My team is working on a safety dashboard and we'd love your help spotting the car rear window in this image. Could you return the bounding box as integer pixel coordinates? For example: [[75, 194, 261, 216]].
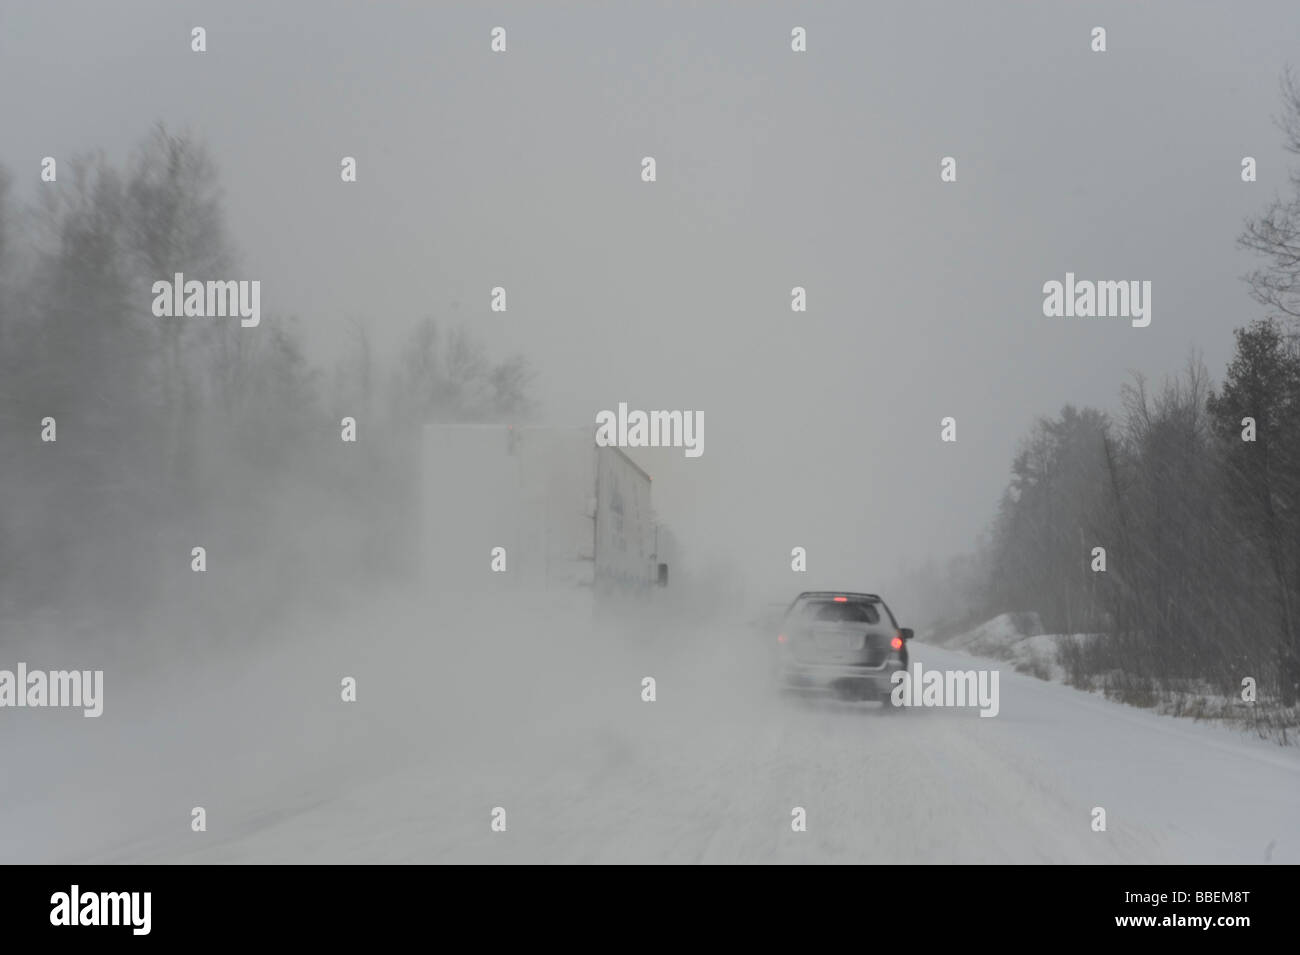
[[796, 600, 881, 624]]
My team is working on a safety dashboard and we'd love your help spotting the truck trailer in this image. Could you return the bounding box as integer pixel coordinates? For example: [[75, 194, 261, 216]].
[[420, 424, 667, 613]]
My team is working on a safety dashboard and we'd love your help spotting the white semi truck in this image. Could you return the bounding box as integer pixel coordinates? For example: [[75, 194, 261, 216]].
[[420, 424, 668, 612]]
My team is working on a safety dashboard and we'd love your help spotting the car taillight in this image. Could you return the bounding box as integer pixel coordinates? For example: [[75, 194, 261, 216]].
[[891, 634, 904, 650], [777, 633, 788, 644]]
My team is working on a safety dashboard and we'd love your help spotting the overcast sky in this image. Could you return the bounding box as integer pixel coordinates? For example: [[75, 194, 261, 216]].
[[3, 1, 1297, 605]]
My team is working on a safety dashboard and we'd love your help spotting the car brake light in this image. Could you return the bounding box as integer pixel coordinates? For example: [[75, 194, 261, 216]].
[[833, 596, 847, 602], [891, 635, 904, 650]]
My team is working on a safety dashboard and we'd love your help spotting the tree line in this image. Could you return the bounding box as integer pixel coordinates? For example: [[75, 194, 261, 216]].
[[923, 74, 1300, 708], [0, 125, 532, 639]]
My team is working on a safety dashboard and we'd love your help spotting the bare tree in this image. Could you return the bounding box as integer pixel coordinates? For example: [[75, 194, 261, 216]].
[[1240, 70, 1300, 324]]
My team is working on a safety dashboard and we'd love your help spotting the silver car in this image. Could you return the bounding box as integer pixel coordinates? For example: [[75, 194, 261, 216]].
[[775, 592, 912, 703]]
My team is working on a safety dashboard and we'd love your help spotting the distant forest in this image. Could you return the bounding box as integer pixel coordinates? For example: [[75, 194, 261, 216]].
[[910, 74, 1300, 709], [0, 125, 532, 639]]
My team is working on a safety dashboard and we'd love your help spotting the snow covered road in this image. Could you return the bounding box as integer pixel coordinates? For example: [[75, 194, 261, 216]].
[[2, 598, 1297, 864]]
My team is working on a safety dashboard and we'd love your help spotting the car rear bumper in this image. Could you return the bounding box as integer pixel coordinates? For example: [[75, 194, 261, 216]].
[[779, 660, 904, 698]]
